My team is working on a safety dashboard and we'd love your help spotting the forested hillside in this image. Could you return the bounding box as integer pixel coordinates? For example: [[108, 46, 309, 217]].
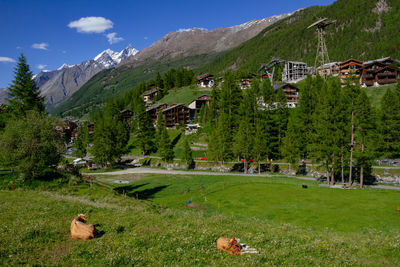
[[57, 0, 400, 118], [55, 54, 219, 117], [198, 0, 400, 74]]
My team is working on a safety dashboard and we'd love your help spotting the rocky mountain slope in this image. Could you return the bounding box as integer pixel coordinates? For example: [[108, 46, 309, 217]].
[[128, 14, 295, 65], [56, 13, 295, 116], [34, 45, 138, 107]]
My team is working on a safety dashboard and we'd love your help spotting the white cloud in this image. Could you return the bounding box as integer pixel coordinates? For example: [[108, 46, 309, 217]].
[[32, 42, 49, 50], [37, 64, 47, 70], [0, 57, 16, 63], [106, 32, 124, 44], [68, 17, 113, 33]]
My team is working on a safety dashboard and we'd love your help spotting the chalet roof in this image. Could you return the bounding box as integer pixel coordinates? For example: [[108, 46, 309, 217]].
[[364, 57, 400, 66], [120, 109, 134, 114], [143, 88, 159, 96], [341, 58, 364, 66], [376, 65, 400, 72], [197, 73, 213, 80], [162, 104, 188, 112], [273, 83, 299, 91], [317, 62, 340, 70], [146, 103, 166, 112], [197, 94, 211, 101]]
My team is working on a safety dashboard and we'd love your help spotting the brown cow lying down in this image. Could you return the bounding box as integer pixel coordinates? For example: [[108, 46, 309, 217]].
[[216, 237, 242, 255], [216, 237, 259, 255], [70, 214, 96, 240]]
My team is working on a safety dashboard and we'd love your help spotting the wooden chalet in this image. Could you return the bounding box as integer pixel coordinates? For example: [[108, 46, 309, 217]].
[[162, 104, 190, 128], [340, 59, 364, 83], [87, 123, 95, 135], [240, 79, 252, 89], [146, 103, 167, 121], [361, 62, 399, 87], [197, 73, 214, 88], [317, 62, 340, 77], [273, 83, 300, 104], [363, 57, 398, 66], [188, 95, 212, 120], [143, 88, 160, 104], [120, 109, 135, 121]]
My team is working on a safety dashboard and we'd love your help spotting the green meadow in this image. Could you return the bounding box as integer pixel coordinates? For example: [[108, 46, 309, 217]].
[[1, 173, 399, 266]]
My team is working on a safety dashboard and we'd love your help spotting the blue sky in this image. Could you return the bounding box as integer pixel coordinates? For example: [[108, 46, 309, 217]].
[[0, 0, 336, 88]]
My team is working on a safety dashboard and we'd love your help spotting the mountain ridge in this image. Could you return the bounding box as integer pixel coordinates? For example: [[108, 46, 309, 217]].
[[33, 45, 138, 107]]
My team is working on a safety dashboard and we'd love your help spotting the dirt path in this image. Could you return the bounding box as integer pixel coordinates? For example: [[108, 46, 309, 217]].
[[92, 167, 320, 181], [90, 167, 400, 190]]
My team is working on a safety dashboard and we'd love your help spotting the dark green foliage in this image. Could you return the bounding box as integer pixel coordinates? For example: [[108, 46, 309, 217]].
[[281, 115, 302, 168], [56, 54, 216, 118], [91, 101, 130, 166], [7, 54, 44, 116], [0, 111, 64, 180], [72, 124, 89, 158], [132, 100, 156, 155], [199, 0, 400, 75], [156, 111, 174, 163], [183, 138, 195, 169], [379, 85, 400, 158]]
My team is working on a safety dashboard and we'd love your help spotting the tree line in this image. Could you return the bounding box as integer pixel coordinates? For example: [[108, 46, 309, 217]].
[[200, 71, 400, 186]]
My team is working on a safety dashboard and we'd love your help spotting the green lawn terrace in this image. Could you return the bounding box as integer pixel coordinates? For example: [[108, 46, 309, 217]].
[[1, 172, 399, 266]]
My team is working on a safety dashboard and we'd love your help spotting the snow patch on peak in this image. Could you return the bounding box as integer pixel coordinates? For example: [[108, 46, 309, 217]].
[[177, 27, 208, 33], [94, 45, 139, 67], [94, 49, 119, 61], [57, 63, 70, 70]]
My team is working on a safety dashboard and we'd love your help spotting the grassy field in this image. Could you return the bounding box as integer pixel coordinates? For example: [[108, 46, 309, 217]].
[[157, 86, 211, 105], [362, 83, 397, 109], [1, 173, 399, 266]]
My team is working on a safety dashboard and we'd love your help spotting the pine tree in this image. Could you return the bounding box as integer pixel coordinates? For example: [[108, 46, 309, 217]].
[[281, 115, 301, 172], [7, 54, 44, 116], [273, 88, 289, 158], [380, 88, 400, 159], [156, 111, 174, 163], [72, 127, 88, 158], [183, 138, 195, 169], [91, 102, 129, 166], [133, 99, 156, 155], [296, 75, 320, 158], [354, 90, 375, 188]]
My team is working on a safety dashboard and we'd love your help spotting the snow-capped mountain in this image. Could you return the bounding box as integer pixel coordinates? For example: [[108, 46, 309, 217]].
[[34, 45, 138, 106]]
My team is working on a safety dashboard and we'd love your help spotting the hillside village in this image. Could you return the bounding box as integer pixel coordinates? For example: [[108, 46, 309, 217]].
[[2, 0, 400, 265], [62, 54, 399, 144]]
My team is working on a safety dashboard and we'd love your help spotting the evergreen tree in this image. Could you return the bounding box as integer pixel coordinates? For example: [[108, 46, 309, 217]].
[[273, 88, 289, 158], [354, 90, 375, 187], [281, 115, 301, 172], [132, 99, 156, 155], [380, 88, 400, 158], [155, 72, 164, 89], [7, 54, 44, 116], [156, 111, 174, 163], [343, 77, 361, 184], [183, 138, 195, 169], [296, 75, 320, 158], [91, 102, 130, 166], [72, 126, 88, 158]]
